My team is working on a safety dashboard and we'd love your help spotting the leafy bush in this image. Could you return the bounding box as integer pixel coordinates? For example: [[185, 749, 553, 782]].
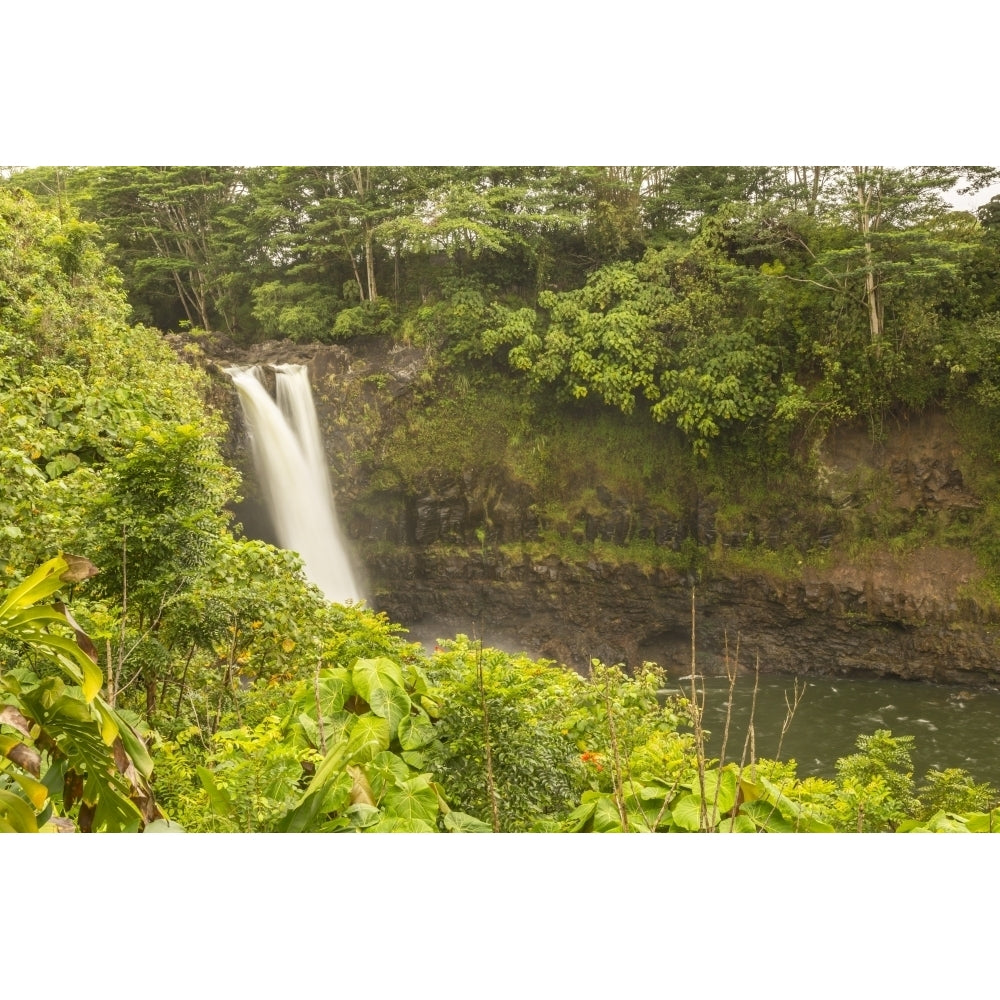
[[251, 280, 339, 343], [332, 300, 397, 340], [831, 730, 919, 831], [426, 637, 588, 831]]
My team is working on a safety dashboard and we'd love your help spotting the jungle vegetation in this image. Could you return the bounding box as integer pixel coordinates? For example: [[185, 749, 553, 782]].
[[3, 168, 1000, 831]]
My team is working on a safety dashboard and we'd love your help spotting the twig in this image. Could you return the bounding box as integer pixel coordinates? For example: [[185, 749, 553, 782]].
[[775, 678, 806, 761], [600, 665, 629, 832], [314, 658, 327, 755], [739, 656, 762, 782], [711, 632, 741, 831], [476, 640, 501, 833], [716, 632, 739, 769], [173, 642, 197, 718], [688, 587, 709, 830], [105, 638, 115, 708]]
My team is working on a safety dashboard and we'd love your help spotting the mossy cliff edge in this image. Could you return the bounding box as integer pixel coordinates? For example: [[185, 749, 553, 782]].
[[193, 333, 1000, 689]]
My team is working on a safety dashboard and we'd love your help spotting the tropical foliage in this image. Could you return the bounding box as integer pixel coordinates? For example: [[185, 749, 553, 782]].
[[0, 555, 159, 831], [4, 173, 1000, 832]]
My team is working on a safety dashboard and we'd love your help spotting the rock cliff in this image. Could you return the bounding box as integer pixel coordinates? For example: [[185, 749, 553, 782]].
[[189, 333, 1000, 689]]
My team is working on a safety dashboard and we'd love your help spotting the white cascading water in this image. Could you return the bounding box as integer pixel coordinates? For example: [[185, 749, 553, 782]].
[[226, 363, 361, 604]]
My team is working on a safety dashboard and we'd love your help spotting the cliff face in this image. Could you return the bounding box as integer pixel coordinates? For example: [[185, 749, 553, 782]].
[[365, 547, 999, 687], [194, 334, 1000, 688]]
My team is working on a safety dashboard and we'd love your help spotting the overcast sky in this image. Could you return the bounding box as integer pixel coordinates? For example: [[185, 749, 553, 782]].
[[8, 5, 996, 167]]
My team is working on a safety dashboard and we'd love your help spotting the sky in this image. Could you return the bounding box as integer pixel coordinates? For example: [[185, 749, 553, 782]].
[[8, 5, 997, 166]]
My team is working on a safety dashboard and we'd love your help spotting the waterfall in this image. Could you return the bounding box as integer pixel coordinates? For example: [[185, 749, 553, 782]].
[[226, 363, 361, 604]]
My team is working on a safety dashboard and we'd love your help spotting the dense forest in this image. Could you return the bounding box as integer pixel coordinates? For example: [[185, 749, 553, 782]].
[[3, 165, 1000, 832]]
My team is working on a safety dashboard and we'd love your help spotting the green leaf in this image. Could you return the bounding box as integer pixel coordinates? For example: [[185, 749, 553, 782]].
[[382, 774, 440, 827], [750, 775, 834, 832], [0, 788, 39, 832], [144, 819, 186, 832], [111, 710, 155, 780], [591, 795, 625, 832], [964, 812, 1000, 833], [739, 800, 796, 833], [702, 767, 739, 815], [365, 751, 411, 801], [368, 685, 411, 735], [13, 680, 144, 830], [314, 668, 352, 714], [670, 793, 706, 832], [16, 629, 103, 702], [0, 555, 67, 619], [196, 766, 235, 817], [13, 772, 49, 809], [92, 700, 120, 745], [902, 811, 971, 833], [275, 790, 334, 834], [346, 803, 381, 829], [352, 656, 406, 708], [345, 715, 391, 763], [276, 763, 352, 833], [297, 709, 353, 752], [563, 799, 596, 832], [398, 711, 437, 751], [443, 811, 492, 832], [368, 815, 436, 833], [715, 814, 758, 833], [302, 736, 350, 796]]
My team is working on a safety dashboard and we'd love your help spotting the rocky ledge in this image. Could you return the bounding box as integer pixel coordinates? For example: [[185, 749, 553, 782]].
[[366, 546, 1000, 688], [188, 333, 1000, 689]]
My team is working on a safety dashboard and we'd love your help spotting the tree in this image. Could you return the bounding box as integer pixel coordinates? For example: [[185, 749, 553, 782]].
[[483, 237, 805, 455], [82, 422, 237, 716], [77, 166, 247, 333]]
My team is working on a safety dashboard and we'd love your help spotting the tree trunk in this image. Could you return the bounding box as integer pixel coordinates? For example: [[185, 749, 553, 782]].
[[365, 232, 377, 301], [145, 669, 157, 717], [853, 167, 884, 358]]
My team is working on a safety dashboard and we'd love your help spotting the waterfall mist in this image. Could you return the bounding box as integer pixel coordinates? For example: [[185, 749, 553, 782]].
[[226, 363, 361, 604]]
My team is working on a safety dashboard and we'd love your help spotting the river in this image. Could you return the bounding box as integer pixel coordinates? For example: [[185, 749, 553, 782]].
[[665, 669, 1000, 788], [404, 617, 1000, 789]]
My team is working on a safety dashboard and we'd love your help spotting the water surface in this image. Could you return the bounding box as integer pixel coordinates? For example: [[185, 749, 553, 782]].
[[666, 670, 1000, 788]]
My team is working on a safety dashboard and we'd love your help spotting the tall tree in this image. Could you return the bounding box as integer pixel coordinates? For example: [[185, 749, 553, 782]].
[[80, 166, 246, 333]]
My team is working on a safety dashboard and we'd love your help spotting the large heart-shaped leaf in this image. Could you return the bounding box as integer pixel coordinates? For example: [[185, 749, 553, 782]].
[[739, 800, 796, 832], [701, 767, 738, 815], [345, 715, 390, 763], [671, 793, 711, 832], [443, 811, 492, 832], [383, 774, 439, 827], [314, 667, 353, 715], [368, 815, 436, 833], [716, 814, 758, 833], [591, 795, 625, 832], [346, 803, 381, 829], [398, 711, 437, 751], [366, 751, 411, 801], [563, 799, 597, 832], [352, 656, 405, 709], [367, 685, 411, 735]]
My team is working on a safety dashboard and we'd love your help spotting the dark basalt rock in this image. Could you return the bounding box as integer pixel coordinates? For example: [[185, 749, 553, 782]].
[[366, 549, 1000, 688], [186, 333, 1000, 689]]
